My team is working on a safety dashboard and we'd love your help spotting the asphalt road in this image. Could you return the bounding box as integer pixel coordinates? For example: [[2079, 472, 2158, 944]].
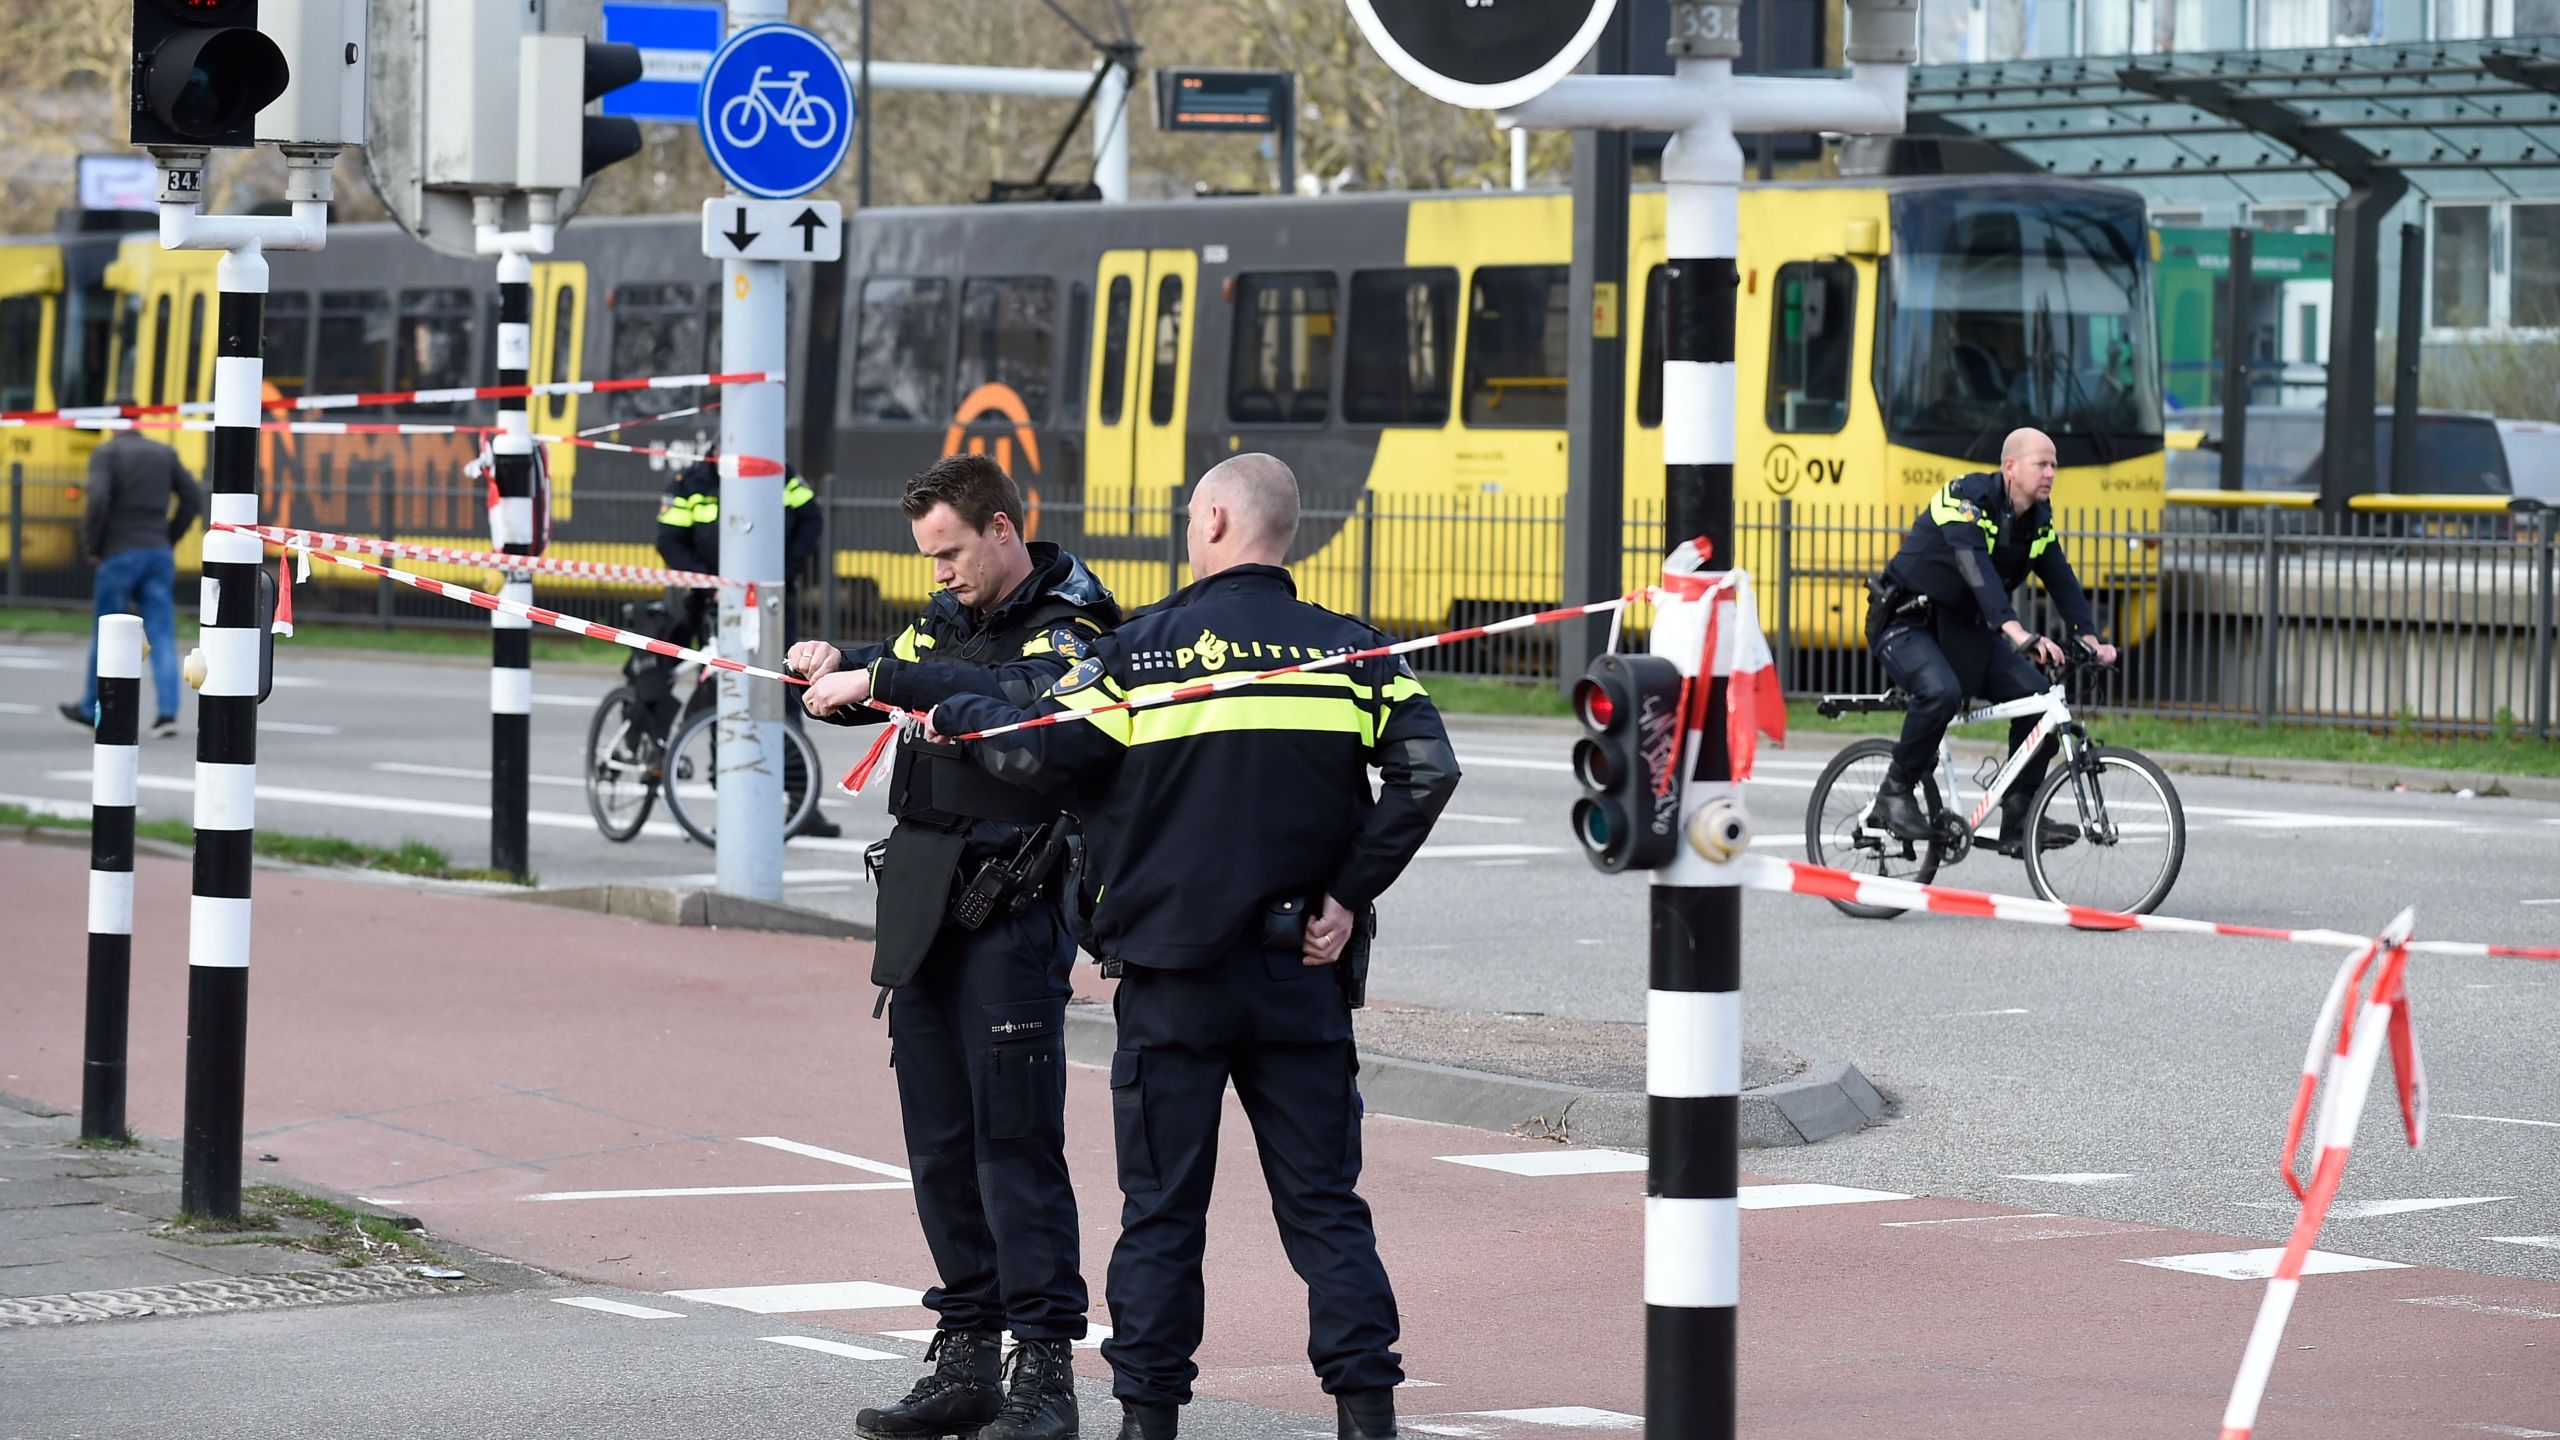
[[6, 633, 2558, 1291]]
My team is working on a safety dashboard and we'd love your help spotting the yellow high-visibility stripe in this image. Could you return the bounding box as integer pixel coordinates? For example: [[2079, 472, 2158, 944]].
[[1128, 693, 1376, 747], [890, 624, 929, 661]]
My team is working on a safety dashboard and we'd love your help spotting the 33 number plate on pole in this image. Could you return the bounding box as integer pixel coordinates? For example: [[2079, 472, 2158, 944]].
[[1345, 0, 1619, 110]]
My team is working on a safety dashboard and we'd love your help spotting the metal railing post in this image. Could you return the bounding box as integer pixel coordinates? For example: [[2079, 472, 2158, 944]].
[[1774, 497, 1794, 687], [820, 489, 842, 646], [6, 462, 21, 601], [1164, 492, 1185, 601], [376, 472, 394, 631], [2260, 519, 2280, 723], [1357, 488, 1377, 626], [2536, 507, 2557, 740]]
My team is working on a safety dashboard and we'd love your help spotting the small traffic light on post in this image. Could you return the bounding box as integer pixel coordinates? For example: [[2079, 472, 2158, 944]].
[[1570, 653, 1685, 872], [132, 0, 292, 149], [516, 35, 645, 194]]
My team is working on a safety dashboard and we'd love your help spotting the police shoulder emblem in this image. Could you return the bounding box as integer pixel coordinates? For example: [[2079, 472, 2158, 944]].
[[1048, 626, 1090, 663], [1054, 655, 1106, 694]]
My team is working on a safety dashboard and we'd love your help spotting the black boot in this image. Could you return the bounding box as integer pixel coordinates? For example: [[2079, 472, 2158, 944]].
[[1337, 1389, 1397, 1439], [854, 1329, 1003, 1439], [1115, 1400, 1178, 1440], [976, 1338, 1078, 1440], [1865, 772, 1932, 841], [1992, 796, 2080, 858]]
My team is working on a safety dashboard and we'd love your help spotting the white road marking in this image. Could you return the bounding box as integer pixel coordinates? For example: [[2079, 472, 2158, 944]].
[[1437, 812, 1525, 826], [1453, 754, 1568, 773], [0, 656, 66, 669], [0, 791, 87, 819], [2234, 1196, 2510, 1220], [1926, 1008, 2031, 1018], [373, 761, 583, 788], [2462, 1426, 2560, 1438], [648, 870, 866, 888], [1416, 844, 1562, 860], [1882, 1213, 2064, 1227], [533, 692, 604, 708], [267, 675, 323, 688], [668, 1281, 926, 1314], [881, 1325, 1114, 1351], [525, 1182, 910, 1201], [2488, 1236, 2560, 1250], [1439, 1149, 1645, 1177], [761, 1335, 903, 1360], [52, 769, 689, 840], [2186, 804, 2459, 830], [2127, 1248, 2407, 1281], [741, 1137, 913, 1181], [2006, 1173, 2137, 1185], [552, 1297, 683, 1320], [2520, 899, 2560, 907], [0, 701, 43, 714], [262, 721, 341, 735], [1456, 1408, 1642, 1429], [2443, 1114, 2560, 1130], [2400, 1295, 2560, 1320], [1738, 1183, 1910, 1210], [1471, 859, 1531, 867]]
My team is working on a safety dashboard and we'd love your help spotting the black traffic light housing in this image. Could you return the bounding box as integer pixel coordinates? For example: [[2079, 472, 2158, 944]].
[[1570, 653, 1686, 873], [581, 42, 645, 179], [131, 0, 291, 149]]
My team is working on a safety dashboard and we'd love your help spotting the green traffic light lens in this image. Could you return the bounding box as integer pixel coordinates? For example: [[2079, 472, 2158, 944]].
[[1573, 798, 1613, 851]]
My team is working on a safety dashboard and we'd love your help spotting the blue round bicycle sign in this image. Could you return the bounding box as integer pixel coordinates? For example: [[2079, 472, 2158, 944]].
[[697, 23, 855, 200]]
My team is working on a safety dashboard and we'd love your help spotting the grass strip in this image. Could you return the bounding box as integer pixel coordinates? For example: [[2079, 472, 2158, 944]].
[[0, 802, 529, 884]]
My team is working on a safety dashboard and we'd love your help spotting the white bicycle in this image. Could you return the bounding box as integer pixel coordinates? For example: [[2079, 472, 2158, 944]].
[[1805, 645, 2187, 920], [718, 67, 841, 150]]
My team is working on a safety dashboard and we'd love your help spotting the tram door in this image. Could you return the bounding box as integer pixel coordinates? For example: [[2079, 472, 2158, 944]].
[[1084, 248, 1196, 537]]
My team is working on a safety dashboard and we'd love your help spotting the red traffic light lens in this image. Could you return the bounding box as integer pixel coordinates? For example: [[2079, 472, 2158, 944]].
[[1574, 678, 1615, 730]]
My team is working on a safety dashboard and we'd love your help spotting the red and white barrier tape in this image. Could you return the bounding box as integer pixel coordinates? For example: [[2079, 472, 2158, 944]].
[[2219, 912, 2418, 1440], [6, 414, 781, 475], [217, 522, 743, 591], [1732, 854, 2560, 962], [0, 370, 782, 425], [217, 525, 807, 687]]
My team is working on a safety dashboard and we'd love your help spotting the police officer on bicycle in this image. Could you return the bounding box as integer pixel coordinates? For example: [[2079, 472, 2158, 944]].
[[790, 454, 1118, 1440], [1865, 427, 2119, 856], [927, 453, 1461, 1440]]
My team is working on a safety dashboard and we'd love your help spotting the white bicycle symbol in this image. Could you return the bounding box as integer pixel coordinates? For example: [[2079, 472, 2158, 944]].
[[718, 66, 840, 151]]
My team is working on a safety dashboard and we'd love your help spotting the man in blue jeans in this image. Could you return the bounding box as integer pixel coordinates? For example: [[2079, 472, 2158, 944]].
[[61, 421, 203, 737]]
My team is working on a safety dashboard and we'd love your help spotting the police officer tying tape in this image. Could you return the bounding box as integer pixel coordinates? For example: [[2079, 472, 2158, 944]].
[[791, 454, 1119, 1440], [1865, 426, 2120, 854], [925, 453, 1462, 1440]]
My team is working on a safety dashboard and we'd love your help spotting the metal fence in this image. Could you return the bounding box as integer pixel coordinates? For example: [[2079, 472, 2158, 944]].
[[9, 464, 2556, 739]]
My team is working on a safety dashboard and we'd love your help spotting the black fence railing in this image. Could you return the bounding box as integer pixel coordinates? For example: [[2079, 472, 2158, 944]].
[[8, 466, 2556, 740]]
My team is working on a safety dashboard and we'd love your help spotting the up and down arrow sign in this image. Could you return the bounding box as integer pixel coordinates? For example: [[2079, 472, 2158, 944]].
[[699, 199, 845, 263]]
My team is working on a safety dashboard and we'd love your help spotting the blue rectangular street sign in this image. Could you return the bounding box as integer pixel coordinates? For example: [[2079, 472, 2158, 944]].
[[602, 3, 727, 124]]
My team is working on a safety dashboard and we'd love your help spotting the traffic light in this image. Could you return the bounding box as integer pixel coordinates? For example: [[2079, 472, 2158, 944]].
[[516, 35, 645, 193], [1570, 653, 1686, 873], [132, 0, 292, 149]]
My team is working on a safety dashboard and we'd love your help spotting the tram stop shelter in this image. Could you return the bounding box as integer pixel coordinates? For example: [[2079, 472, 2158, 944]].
[[1897, 36, 2560, 512]]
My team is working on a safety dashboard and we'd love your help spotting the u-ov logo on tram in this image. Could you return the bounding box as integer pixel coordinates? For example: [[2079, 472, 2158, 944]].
[[942, 383, 1044, 539]]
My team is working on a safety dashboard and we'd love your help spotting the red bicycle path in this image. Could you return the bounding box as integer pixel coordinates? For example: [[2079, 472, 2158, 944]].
[[3, 841, 2553, 1438]]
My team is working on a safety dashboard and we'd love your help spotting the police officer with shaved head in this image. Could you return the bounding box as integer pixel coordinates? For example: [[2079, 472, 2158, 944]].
[[1864, 427, 2120, 853], [929, 452, 1462, 1440], [792, 454, 1119, 1440]]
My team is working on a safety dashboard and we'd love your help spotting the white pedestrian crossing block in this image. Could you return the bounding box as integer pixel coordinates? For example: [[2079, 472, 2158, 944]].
[[2127, 1248, 2409, 1281], [2006, 1172, 2137, 1185], [1465, 1407, 1644, 1429], [762, 1335, 903, 1360], [881, 1325, 1115, 1350], [667, 1281, 925, 1313], [1736, 1183, 1911, 1210], [553, 1296, 683, 1319], [1437, 1149, 1646, 1177]]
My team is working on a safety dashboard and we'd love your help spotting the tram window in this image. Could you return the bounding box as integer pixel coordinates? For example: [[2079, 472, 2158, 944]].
[[1227, 272, 1336, 426], [1097, 276, 1132, 425], [263, 292, 312, 397], [314, 291, 393, 397], [146, 295, 171, 406], [396, 287, 475, 416], [1767, 261, 1854, 434], [59, 277, 118, 410], [548, 285, 577, 421], [111, 294, 141, 405], [1463, 265, 1569, 427], [182, 294, 206, 402], [1635, 265, 1667, 428], [1343, 268, 1455, 427], [607, 282, 704, 420], [957, 277, 1056, 424], [0, 295, 41, 411], [851, 277, 951, 424], [1062, 281, 1091, 414], [1147, 275, 1183, 426]]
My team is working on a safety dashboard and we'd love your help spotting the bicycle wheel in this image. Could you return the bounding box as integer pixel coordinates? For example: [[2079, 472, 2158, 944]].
[[583, 686, 658, 843], [718, 93, 767, 148], [660, 707, 824, 847], [2023, 745, 2186, 917], [1804, 737, 1944, 921]]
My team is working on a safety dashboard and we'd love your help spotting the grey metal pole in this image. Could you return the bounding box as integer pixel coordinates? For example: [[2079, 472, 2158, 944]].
[[2390, 221, 2422, 496], [2536, 508, 2556, 740], [858, 0, 873, 210], [716, 0, 789, 903], [85, 613, 143, 1142], [1561, 0, 1632, 695], [491, 250, 534, 880]]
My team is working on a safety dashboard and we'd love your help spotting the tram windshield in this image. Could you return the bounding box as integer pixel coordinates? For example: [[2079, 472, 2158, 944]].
[[1884, 186, 2164, 469]]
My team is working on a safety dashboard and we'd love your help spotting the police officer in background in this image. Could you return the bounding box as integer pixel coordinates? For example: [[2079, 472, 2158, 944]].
[[930, 453, 1461, 1440], [654, 448, 841, 836], [792, 454, 1118, 1440], [1865, 426, 2119, 853]]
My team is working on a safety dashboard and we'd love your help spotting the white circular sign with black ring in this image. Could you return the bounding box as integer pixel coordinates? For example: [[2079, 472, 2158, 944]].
[[1347, 0, 1620, 111]]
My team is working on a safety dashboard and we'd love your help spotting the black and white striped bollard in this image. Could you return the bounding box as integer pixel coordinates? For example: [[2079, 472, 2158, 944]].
[[83, 612, 143, 1142], [491, 251, 534, 880]]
